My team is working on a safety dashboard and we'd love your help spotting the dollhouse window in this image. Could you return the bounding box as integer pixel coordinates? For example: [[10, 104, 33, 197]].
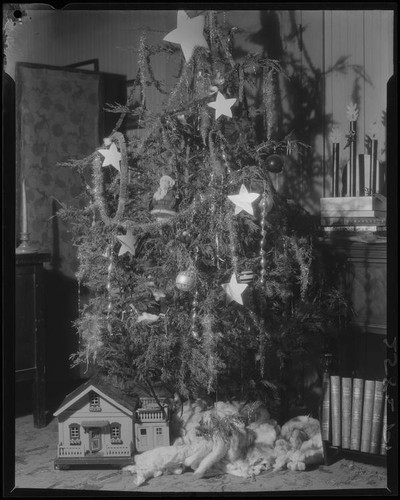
[[155, 427, 163, 435], [69, 424, 81, 445], [89, 391, 101, 411], [110, 422, 122, 444], [140, 428, 147, 435]]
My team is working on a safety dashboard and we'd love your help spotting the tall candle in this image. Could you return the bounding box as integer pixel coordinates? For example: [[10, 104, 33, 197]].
[[332, 143, 339, 197], [330, 128, 342, 197], [358, 154, 364, 196], [372, 139, 378, 193], [346, 161, 351, 196], [363, 154, 371, 195], [21, 178, 28, 234]]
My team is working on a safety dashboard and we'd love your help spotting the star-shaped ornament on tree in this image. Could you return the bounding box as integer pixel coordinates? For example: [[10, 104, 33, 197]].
[[98, 142, 121, 172], [221, 273, 248, 306], [163, 10, 209, 62], [116, 230, 138, 256], [207, 91, 237, 119], [228, 184, 260, 216]]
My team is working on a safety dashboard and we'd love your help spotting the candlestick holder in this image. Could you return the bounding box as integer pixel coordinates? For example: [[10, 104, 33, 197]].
[[16, 231, 38, 254]]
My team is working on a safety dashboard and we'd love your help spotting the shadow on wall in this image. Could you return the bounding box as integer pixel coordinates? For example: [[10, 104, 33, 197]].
[[234, 11, 373, 212]]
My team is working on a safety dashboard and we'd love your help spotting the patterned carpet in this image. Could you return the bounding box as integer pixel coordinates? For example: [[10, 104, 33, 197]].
[[10, 414, 390, 494]]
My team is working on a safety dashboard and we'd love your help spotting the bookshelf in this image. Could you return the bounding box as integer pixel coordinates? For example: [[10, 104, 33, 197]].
[[317, 234, 387, 466], [317, 234, 387, 381]]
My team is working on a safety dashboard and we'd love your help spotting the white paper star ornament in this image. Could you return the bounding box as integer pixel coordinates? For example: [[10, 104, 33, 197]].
[[163, 10, 209, 62], [98, 142, 121, 172], [207, 91, 237, 119], [221, 274, 248, 306], [228, 184, 260, 216], [117, 230, 138, 256]]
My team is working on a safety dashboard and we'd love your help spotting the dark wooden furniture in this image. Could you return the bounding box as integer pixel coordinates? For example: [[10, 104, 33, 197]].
[[318, 234, 387, 380], [317, 234, 387, 465], [16, 252, 50, 427]]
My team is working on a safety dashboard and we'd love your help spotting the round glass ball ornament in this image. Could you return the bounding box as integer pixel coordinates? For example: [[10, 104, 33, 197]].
[[175, 270, 196, 292], [265, 154, 284, 173], [259, 194, 274, 214]]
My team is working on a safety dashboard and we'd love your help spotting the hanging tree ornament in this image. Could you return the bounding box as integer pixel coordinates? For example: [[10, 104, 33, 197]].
[[213, 71, 225, 87], [228, 184, 260, 216], [176, 269, 196, 292], [219, 136, 232, 177], [105, 244, 114, 335], [207, 91, 237, 120], [263, 66, 278, 141], [191, 289, 200, 340], [259, 190, 274, 214], [265, 153, 284, 173], [238, 270, 256, 284], [93, 131, 128, 225], [163, 10, 209, 63], [190, 246, 201, 340], [221, 273, 248, 306], [223, 212, 248, 305], [116, 230, 138, 256], [137, 312, 160, 324], [259, 184, 273, 285], [98, 139, 122, 172], [150, 175, 179, 222]]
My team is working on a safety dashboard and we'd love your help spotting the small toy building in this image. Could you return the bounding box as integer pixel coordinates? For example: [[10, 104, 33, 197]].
[[53, 375, 171, 469], [135, 397, 170, 452]]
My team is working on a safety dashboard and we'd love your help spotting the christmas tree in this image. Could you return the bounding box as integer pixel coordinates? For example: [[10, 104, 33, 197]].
[[59, 11, 345, 418]]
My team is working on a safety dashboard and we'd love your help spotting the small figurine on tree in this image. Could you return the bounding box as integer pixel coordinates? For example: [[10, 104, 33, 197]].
[[150, 175, 180, 222]]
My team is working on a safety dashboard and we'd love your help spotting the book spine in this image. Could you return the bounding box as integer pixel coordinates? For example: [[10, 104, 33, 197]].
[[341, 377, 352, 448], [330, 375, 341, 446], [370, 380, 385, 454], [380, 398, 387, 455], [360, 380, 376, 452], [321, 372, 330, 441], [350, 378, 364, 451]]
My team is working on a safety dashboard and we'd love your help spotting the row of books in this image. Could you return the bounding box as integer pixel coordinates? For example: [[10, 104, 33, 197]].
[[321, 375, 387, 455]]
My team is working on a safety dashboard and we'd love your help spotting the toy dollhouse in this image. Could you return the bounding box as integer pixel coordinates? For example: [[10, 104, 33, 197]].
[[53, 375, 170, 469], [135, 397, 170, 452]]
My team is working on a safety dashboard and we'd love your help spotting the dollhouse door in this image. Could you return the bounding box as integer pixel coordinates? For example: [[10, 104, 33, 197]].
[[154, 426, 165, 446], [89, 428, 102, 452]]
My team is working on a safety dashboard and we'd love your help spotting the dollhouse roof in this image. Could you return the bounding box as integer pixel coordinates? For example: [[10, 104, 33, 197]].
[[53, 375, 139, 417]]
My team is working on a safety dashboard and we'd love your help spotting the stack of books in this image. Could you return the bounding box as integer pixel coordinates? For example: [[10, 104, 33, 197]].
[[320, 195, 386, 233], [322, 375, 387, 456]]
